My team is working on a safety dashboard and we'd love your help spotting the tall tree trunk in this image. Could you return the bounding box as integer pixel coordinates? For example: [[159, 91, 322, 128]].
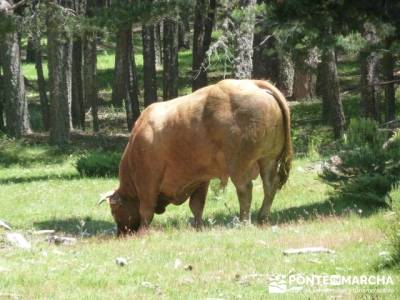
[[192, 0, 216, 91], [26, 38, 36, 63], [83, 33, 99, 132], [0, 66, 4, 132], [71, 37, 85, 129], [360, 22, 380, 121], [111, 26, 140, 130], [154, 22, 163, 67], [233, 0, 257, 79], [47, 2, 73, 145], [142, 24, 157, 107], [317, 62, 330, 122], [382, 37, 396, 123], [252, 29, 277, 80], [292, 53, 314, 100], [163, 19, 179, 100], [178, 18, 190, 49], [126, 32, 140, 131], [277, 53, 294, 98], [112, 29, 130, 108], [0, 18, 31, 137], [320, 48, 345, 138], [0, 95, 4, 132], [34, 38, 50, 130]]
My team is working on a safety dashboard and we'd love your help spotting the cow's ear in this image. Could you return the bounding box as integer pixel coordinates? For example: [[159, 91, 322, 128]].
[[98, 190, 116, 205]]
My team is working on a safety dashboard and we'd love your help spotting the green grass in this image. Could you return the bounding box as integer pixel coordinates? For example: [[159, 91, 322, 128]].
[[0, 138, 399, 299]]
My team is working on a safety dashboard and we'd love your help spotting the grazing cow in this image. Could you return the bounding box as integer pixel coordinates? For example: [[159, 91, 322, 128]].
[[99, 79, 292, 235]]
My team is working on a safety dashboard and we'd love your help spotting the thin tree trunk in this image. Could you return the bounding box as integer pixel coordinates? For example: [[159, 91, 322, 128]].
[[83, 33, 99, 132], [72, 37, 85, 129], [26, 38, 36, 63], [154, 22, 163, 67], [142, 24, 157, 107], [163, 19, 179, 100], [34, 39, 50, 130], [382, 38, 396, 123], [192, 0, 216, 91], [360, 22, 380, 121], [320, 48, 345, 138], [0, 24, 31, 137], [47, 2, 73, 145], [233, 0, 257, 79]]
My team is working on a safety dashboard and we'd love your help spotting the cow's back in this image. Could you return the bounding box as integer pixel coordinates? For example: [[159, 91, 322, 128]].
[[128, 79, 287, 200]]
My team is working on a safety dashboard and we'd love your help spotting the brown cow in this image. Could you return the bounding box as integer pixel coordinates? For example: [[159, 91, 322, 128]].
[[99, 79, 292, 235]]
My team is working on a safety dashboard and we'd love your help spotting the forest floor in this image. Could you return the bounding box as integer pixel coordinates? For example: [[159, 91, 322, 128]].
[[0, 44, 399, 299]]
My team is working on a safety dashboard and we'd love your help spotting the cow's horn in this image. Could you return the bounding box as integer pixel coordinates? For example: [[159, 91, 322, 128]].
[[98, 190, 115, 205]]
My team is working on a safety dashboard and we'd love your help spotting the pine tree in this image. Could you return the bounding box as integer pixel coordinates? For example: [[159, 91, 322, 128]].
[[0, 0, 31, 137]]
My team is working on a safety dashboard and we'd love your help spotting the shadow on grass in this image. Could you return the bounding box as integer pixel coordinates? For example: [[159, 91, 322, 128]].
[[0, 143, 69, 167], [34, 217, 114, 237], [0, 173, 81, 185], [203, 197, 387, 228]]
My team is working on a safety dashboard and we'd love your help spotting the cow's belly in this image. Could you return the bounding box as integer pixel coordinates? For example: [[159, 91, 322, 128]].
[[160, 176, 208, 205]]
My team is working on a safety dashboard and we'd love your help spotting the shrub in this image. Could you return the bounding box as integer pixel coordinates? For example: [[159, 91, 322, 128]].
[[320, 118, 400, 206], [384, 202, 400, 268], [76, 151, 121, 177]]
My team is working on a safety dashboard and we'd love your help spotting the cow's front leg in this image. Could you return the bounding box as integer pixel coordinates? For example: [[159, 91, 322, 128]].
[[138, 199, 155, 231], [189, 181, 210, 229]]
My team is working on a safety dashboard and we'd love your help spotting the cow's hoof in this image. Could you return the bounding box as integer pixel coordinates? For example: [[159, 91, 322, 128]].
[[191, 219, 203, 230]]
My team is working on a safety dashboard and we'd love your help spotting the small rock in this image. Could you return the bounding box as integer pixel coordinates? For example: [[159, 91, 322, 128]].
[[46, 235, 77, 245], [296, 166, 305, 173], [0, 220, 12, 230], [6, 232, 31, 249], [0, 266, 10, 273], [174, 258, 183, 269], [115, 257, 128, 266], [180, 276, 194, 284], [283, 247, 335, 255], [141, 281, 156, 289], [379, 251, 390, 257], [184, 264, 193, 271]]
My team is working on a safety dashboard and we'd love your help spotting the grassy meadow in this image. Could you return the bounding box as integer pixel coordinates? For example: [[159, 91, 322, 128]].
[[0, 38, 399, 299]]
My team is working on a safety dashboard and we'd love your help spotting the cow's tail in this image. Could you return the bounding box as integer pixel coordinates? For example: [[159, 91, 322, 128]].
[[253, 80, 293, 189]]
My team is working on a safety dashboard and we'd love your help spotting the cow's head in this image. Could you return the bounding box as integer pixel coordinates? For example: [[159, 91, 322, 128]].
[[98, 191, 140, 236]]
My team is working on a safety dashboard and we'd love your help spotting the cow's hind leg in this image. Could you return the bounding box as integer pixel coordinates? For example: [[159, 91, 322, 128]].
[[257, 158, 280, 224], [231, 171, 254, 224], [189, 181, 209, 229]]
